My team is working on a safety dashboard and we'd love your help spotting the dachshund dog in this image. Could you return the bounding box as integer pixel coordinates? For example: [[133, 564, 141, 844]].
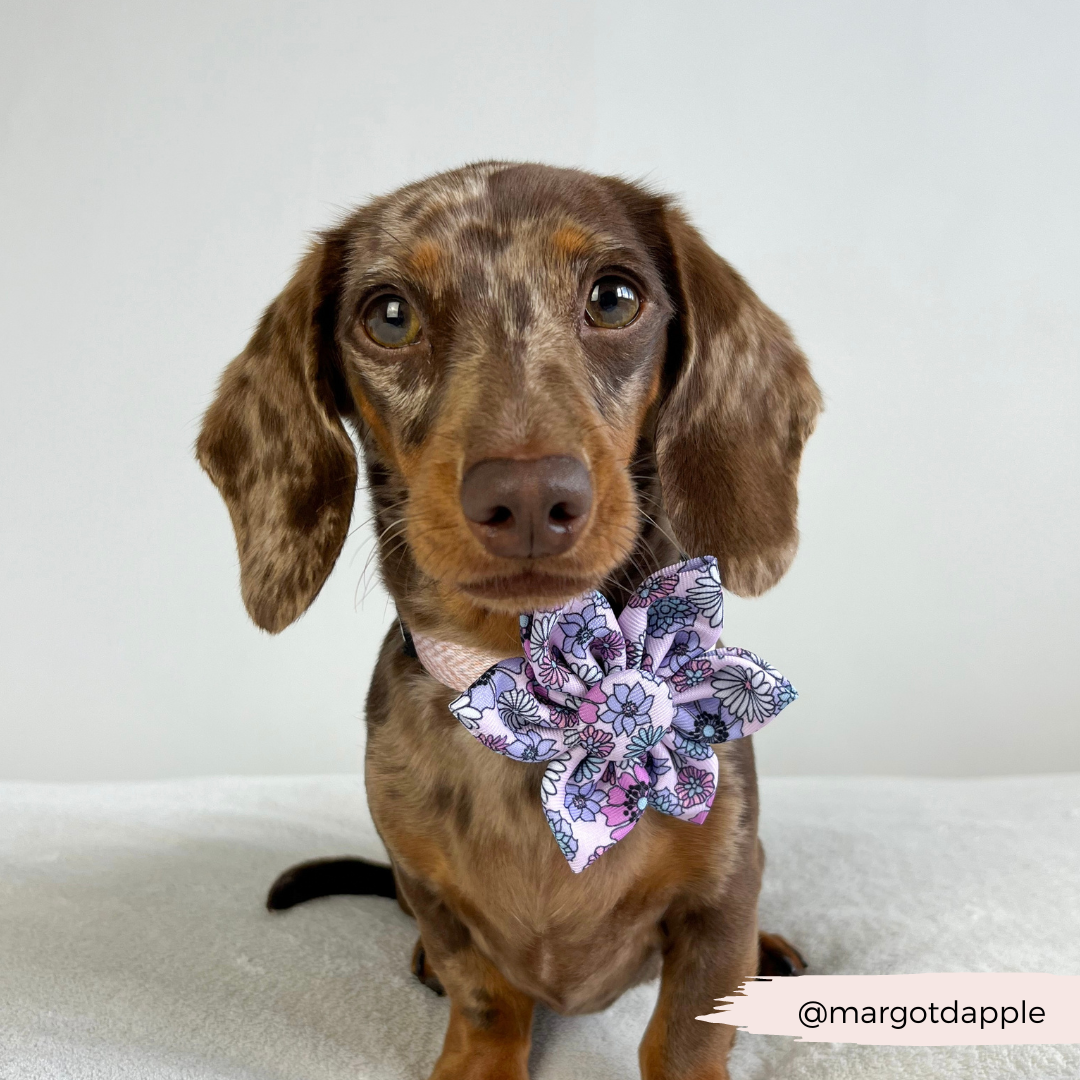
[[197, 162, 821, 1079]]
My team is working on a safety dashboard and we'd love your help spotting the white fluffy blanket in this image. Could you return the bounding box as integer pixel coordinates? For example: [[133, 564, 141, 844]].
[[1, 774, 1077, 1079]]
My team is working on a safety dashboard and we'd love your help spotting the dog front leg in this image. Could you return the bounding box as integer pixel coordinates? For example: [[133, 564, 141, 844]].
[[639, 901, 759, 1080], [397, 872, 534, 1080]]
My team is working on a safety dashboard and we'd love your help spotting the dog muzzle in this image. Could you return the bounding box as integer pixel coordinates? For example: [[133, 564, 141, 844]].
[[410, 556, 797, 873]]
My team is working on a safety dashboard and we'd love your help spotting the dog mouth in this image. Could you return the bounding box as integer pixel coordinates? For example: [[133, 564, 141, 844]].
[[457, 569, 597, 606]]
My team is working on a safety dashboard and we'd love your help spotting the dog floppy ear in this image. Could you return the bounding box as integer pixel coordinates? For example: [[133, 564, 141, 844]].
[[655, 206, 822, 596], [196, 236, 357, 633]]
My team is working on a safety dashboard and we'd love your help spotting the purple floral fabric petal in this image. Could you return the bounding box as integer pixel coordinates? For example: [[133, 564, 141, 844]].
[[447, 556, 797, 873]]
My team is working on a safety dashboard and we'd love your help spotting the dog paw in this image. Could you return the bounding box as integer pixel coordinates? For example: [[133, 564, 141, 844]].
[[758, 931, 807, 976], [412, 939, 446, 996]]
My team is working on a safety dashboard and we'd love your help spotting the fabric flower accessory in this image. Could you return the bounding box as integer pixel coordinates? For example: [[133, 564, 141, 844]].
[[443, 556, 797, 873]]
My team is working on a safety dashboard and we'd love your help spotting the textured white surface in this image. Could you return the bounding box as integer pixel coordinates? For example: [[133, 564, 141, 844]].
[[0, 774, 1077, 1079]]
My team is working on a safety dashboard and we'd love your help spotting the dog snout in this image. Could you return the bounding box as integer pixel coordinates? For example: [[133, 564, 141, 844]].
[[460, 456, 592, 559]]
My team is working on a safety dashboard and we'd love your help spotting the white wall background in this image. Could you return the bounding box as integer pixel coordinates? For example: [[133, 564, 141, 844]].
[[1, 0, 1077, 781]]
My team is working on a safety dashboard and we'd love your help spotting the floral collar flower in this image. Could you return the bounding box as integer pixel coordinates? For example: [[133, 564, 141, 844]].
[[418, 557, 796, 874]]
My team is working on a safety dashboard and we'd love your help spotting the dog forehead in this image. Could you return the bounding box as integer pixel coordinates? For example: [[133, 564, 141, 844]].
[[387, 162, 634, 242], [348, 164, 652, 303]]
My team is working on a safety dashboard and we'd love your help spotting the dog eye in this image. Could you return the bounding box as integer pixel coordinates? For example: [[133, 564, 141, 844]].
[[585, 276, 640, 329], [363, 295, 421, 348]]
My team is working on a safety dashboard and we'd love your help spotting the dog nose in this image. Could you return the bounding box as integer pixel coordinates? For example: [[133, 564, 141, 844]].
[[460, 456, 593, 558]]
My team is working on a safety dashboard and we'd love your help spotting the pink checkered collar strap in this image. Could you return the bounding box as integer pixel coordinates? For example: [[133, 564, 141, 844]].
[[406, 557, 797, 874]]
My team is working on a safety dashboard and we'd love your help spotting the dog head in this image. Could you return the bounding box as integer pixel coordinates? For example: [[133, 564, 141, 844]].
[[197, 163, 821, 649]]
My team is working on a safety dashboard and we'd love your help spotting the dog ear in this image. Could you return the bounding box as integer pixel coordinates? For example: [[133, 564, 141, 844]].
[[196, 236, 357, 633], [655, 206, 822, 596]]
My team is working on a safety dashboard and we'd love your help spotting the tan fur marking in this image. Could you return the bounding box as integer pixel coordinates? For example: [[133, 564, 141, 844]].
[[409, 239, 444, 278], [549, 224, 592, 260], [350, 380, 399, 463]]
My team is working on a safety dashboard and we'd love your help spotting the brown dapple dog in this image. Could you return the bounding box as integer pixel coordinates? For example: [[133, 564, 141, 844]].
[[197, 162, 821, 1079]]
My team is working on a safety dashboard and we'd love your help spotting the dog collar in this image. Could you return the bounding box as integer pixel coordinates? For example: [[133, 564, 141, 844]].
[[408, 629, 514, 693], [407, 556, 796, 873]]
